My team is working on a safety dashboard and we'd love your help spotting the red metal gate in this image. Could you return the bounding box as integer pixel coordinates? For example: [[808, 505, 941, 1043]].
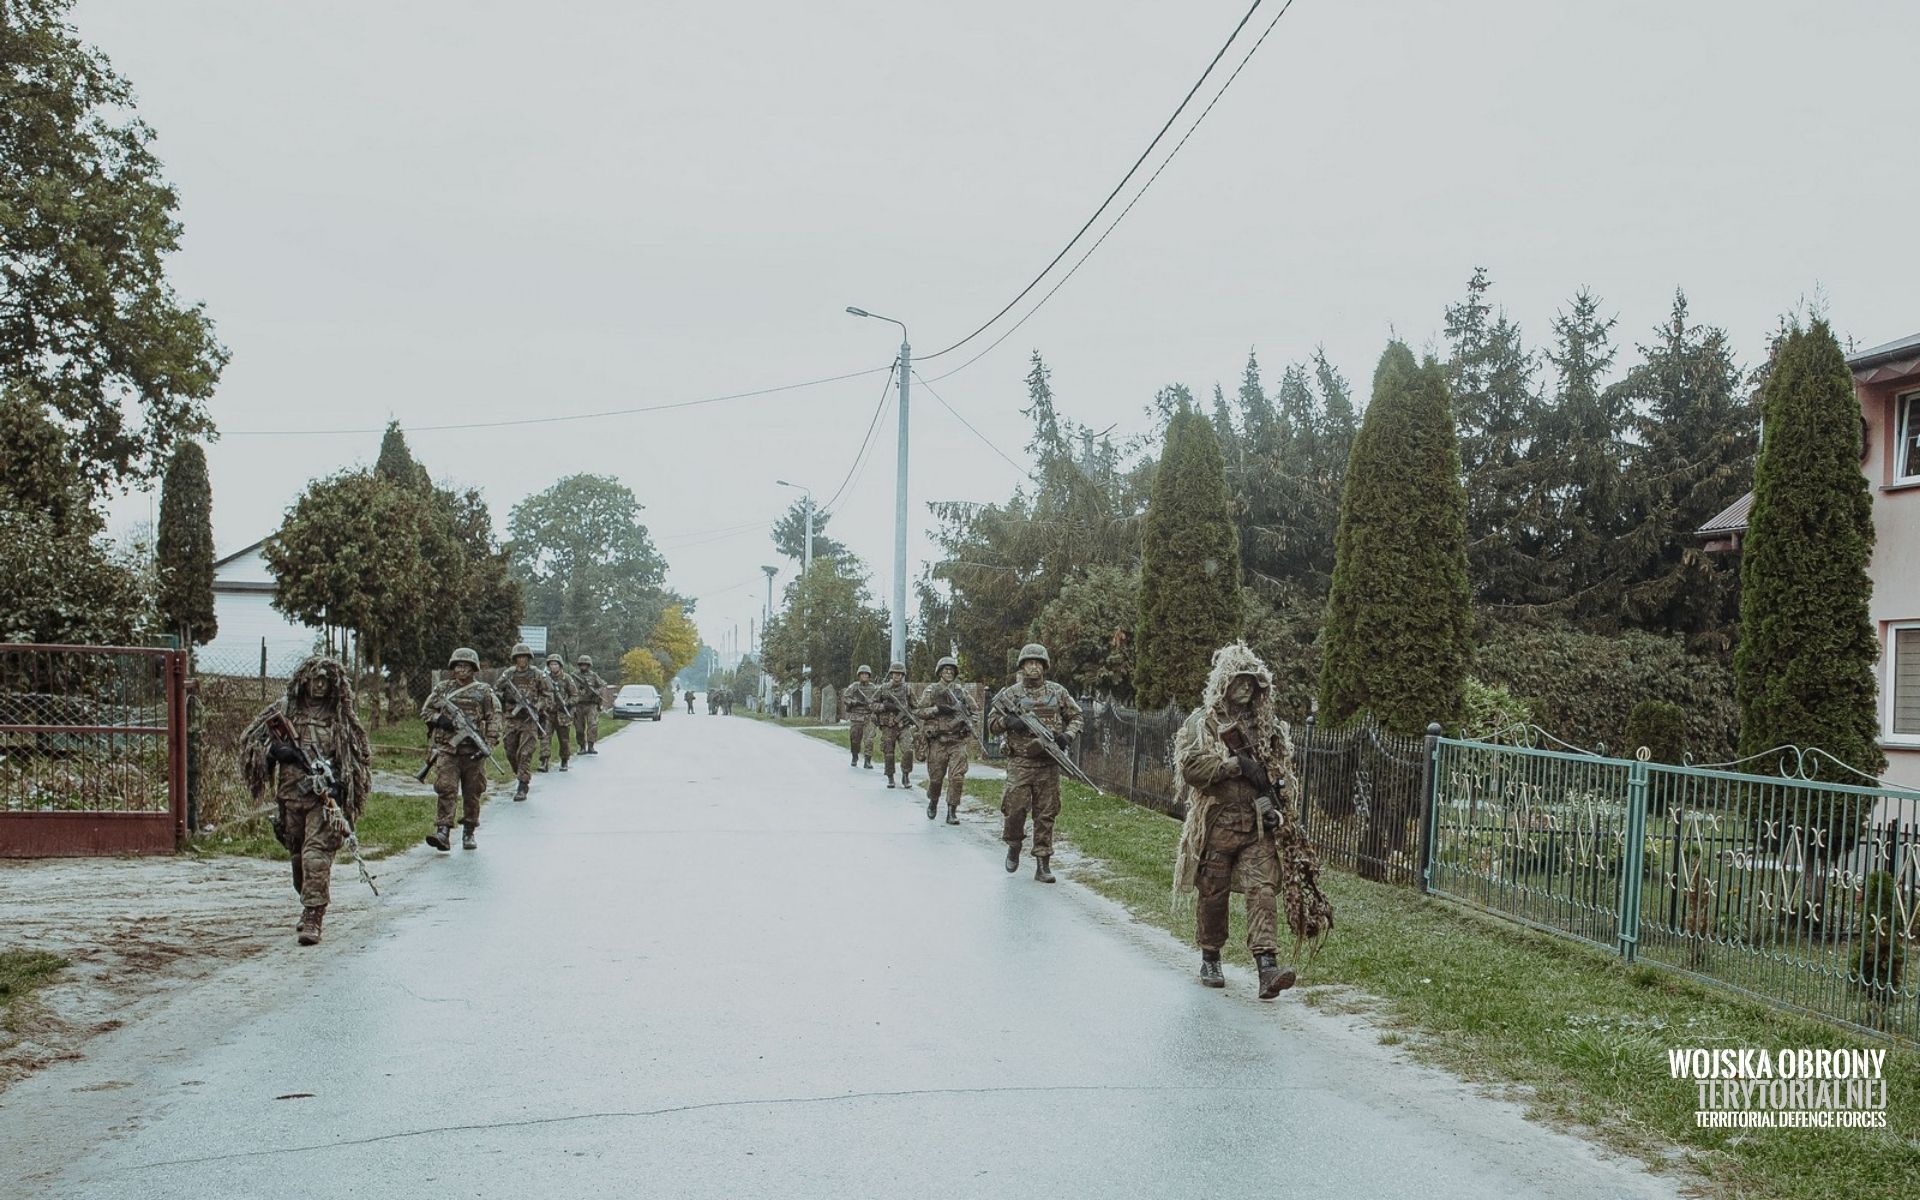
[[0, 644, 187, 857]]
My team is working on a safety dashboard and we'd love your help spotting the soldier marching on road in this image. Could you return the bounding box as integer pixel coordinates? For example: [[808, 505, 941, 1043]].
[[1172, 642, 1323, 999], [842, 665, 878, 769], [987, 643, 1082, 883], [540, 653, 579, 772], [874, 661, 917, 789], [240, 655, 371, 946], [915, 656, 975, 825], [421, 647, 502, 852], [496, 643, 555, 802], [573, 655, 609, 754]]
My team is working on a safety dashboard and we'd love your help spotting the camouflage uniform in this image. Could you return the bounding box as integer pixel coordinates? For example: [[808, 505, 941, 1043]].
[[239, 656, 370, 945], [873, 664, 917, 787], [573, 658, 609, 752], [915, 659, 975, 823], [987, 645, 1083, 880], [495, 646, 556, 798], [842, 669, 878, 768], [421, 654, 502, 846], [1172, 642, 1304, 999], [541, 655, 580, 770]]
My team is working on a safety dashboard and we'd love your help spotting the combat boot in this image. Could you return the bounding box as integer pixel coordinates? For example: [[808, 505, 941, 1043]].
[[945, 804, 960, 826], [1199, 952, 1225, 988], [1005, 843, 1021, 873], [927, 792, 939, 820], [1034, 855, 1056, 884], [463, 827, 478, 851], [560, 760, 569, 772], [849, 750, 859, 767], [538, 761, 550, 773], [426, 825, 452, 852], [885, 777, 896, 789], [1255, 953, 1297, 999], [863, 755, 874, 769], [296, 906, 325, 946], [513, 781, 528, 802]]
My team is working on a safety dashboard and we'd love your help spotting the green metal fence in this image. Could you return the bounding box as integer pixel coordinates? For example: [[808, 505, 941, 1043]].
[[1426, 737, 1919, 1044]]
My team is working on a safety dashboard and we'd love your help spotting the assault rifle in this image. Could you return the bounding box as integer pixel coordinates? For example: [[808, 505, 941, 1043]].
[[1221, 724, 1284, 833], [265, 710, 379, 896], [871, 685, 927, 737], [498, 675, 548, 738], [925, 681, 988, 755], [990, 688, 1095, 788], [418, 685, 506, 781]]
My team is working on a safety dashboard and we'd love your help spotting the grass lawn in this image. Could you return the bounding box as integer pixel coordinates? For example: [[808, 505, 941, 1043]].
[[189, 790, 444, 862], [801, 726, 852, 748], [0, 950, 67, 1041], [366, 712, 626, 777], [939, 776, 1920, 1200], [742, 710, 831, 728]]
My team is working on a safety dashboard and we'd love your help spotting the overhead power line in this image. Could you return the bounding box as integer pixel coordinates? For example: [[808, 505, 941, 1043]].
[[221, 364, 893, 436], [926, 0, 1300, 385], [918, 0, 1269, 362], [818, 360, 900, 516], [910, 369, 1033, 482]]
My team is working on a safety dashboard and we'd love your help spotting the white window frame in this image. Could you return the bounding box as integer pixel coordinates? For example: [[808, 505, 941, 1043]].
[[1888, 621, 1920, 747], [1898, 390, 1920, 484]]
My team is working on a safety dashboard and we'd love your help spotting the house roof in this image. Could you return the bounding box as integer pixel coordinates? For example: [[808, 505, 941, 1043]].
[[1848, 331, 1920, 380], [212, 538, 268, 570], [1697, 491, 1754, 537]]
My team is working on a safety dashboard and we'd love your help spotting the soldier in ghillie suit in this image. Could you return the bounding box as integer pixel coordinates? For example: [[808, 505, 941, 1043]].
[[495, 642, 555, 801], [874, 661, 917, 789], [915, 656, 974, 824], [1172, 641, 1332, 999], [239, 655, 370, 946], [422, 647, 502, 851], [987, 643, 1082, 882], [842, 664, 878, 769], [540, 653, 579, 772], [572, 655, 609, 754]]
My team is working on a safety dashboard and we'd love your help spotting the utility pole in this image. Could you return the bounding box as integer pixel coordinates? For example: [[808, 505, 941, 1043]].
[[847, 306, 910, 667]]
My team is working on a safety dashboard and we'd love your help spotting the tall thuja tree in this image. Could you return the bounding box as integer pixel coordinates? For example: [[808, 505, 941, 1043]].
[[1612, 292, 1757, 652], [1444, 268, 1545, 606], [1320, 343, 1471, 733], [1134, 407, 1241, 710], [155, 440, 216, 649], [1735, 320, 1883, 787], [373, 420, 430, 490], [1536, 289, 1625, 622]]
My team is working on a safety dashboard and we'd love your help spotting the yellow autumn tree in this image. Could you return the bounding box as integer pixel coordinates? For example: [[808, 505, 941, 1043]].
[[647, 604, 700, 687], [620, 646, 664, 688]]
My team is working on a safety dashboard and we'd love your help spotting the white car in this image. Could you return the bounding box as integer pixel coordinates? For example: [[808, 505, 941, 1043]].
[[612, 684, 662, 721]]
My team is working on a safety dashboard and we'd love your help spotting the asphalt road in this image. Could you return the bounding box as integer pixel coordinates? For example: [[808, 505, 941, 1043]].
[[2, 712, 1684, 1199]]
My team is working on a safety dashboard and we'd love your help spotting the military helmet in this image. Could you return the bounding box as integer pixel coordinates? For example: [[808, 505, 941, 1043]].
[[546, 653, 563, 665], [576, 655, 592, 667], [511, 642, 533, 660], [857, 664, 872, 677], [1017, 642, 1050, 668], [888, 661, 906, 675], [448, 647, 480, 669], [936, 655, 959, 674]]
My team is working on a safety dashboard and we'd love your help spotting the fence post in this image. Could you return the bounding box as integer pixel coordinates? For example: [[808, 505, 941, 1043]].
[[1418, 722, 1442, 895], [1617, 758, 1650, 962], [1127, 709, 1141, 802]]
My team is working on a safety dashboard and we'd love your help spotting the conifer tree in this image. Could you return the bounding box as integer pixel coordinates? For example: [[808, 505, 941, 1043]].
[[1444, 269, 1544, 606], [1734, 320, 1883, 792], [155, 440, 216, 648], [1319, 343, 1471, 732], [1134, 407, 1241, 710]]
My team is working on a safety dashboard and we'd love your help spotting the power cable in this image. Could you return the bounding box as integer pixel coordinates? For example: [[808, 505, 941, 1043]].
[[926, 0, 1299, 385], [818, 361, 899, 516], [221, 364, 894, 436], [909, 370, 1034, 482], [918, 0, 1267, 361]]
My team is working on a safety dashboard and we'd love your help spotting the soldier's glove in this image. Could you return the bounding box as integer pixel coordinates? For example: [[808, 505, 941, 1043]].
[[934, 701, 957, 716], [1254, 793, 1280, 833], [1235, 753, 1272, 794], [429, 714, 456, 732], [268, 742, 304, 765], [1053, 730, 1073, 749]]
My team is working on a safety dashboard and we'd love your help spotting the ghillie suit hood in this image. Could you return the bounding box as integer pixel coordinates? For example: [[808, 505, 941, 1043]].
[[239, 655, 372, 816], [1171, 641, 1333, 958]]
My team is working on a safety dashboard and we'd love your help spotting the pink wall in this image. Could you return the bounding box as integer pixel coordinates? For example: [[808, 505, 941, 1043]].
[[1858, 367, 1920, 790]]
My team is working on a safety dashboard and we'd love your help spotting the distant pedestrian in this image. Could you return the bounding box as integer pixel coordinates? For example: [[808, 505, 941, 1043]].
[[685, 688, 696, 714], [495, 642, 555, 802], [842, 665, 878, 769], [540, 653, 579, 772], [573, 655, 609, 753]]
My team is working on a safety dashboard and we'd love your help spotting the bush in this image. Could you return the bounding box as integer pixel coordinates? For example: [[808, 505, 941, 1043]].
[[1853, 871, 1907, 1018], [1460, 677, 1536, 739], [1472, 619, 1737, 759], [1623, 699, 1688, 763]]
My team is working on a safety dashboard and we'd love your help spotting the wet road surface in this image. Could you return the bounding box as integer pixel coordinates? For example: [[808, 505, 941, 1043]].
[[1, 713, 1684, 1198]]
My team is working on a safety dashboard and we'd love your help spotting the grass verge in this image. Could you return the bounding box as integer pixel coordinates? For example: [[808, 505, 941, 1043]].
[[189, 790, 444, 862], [741, 710, 831, 728], [0, 950, 67, 1040], [944, 769, 1920, 1200]]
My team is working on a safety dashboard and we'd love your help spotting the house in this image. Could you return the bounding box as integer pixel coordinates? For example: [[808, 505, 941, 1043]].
[[194, 539, 355, 678], [1698, 331, 1920, 791]]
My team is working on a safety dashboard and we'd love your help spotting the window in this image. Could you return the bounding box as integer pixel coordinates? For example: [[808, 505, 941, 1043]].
[[1893, 625, 1920, 740], [1899, 392, 1920, 482]]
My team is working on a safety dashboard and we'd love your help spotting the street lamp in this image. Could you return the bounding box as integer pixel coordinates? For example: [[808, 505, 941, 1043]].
[[775, 480, 814, 714], [846, 306, 910, 669]]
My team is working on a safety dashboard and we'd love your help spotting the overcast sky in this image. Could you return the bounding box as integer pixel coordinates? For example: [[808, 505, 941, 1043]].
[[82, 0, 1919, 651]]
